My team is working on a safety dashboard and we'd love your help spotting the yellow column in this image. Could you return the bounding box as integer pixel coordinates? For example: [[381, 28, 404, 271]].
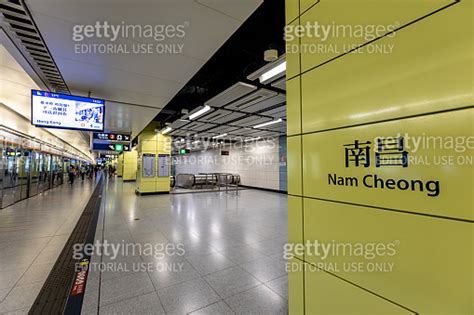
[[286, 0, 473, 314], [136, 122, 171, 194]]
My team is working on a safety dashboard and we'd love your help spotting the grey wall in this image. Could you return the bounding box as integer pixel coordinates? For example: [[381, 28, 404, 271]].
[[173, 138, 283, 191]]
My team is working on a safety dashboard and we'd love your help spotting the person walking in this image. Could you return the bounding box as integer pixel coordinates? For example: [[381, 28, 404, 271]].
[[68, 165, 76, 186], [80, 165, 86, 181]]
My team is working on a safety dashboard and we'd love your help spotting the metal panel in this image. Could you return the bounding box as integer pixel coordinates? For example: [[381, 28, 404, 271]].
[[271, 77, 286, 90], [260, 105, 286, 118], [206, 125, 240, 133], [241, 94, 286, 113], [210, 111, 246, 124], [170, 119, 190, 129], [183, 122, 216, 132], [205, 82, 257, 108], [199, 109, 233, 123], [230, 115, 272, 127], [228, 128, 259, 136], [169, 129, 190, 136], [224, 88, 277, 111]]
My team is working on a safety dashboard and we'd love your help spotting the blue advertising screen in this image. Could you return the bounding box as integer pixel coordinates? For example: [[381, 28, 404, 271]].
[[31, 90, 105, 131]]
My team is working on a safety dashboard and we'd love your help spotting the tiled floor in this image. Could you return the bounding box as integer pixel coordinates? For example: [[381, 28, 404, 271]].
[[0, 179, 96, 314], [83, 179, 288, 315]]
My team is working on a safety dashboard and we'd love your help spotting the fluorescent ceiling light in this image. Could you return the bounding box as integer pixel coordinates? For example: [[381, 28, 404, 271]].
[[161, 127, 172, 134], [189, 105, 211, 120], [253, 118, 282, 129], [259, 61, 286, 84], [212, 133, 227, 139]]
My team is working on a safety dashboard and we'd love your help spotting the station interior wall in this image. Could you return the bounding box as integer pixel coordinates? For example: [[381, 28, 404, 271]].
[[286, 0, 473, 314], [173, 137, 286, 191]]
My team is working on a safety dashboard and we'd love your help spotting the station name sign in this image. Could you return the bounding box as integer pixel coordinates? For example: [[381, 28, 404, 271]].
[[328, 137, 440, 197]]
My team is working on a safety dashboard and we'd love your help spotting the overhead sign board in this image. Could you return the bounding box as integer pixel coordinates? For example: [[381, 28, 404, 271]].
[[92, 143, 130, 152], [93, 132, 131, 142], [31, 90, 105, 131]]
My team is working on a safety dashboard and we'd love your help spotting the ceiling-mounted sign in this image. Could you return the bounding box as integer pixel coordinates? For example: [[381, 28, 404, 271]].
[[31, 90, 105, 131], [92, 143, 130, 152], [93, 132, 131, 142]]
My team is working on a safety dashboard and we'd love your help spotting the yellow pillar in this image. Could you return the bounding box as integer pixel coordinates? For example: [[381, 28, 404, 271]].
[[136, 122, 171, 194], [285, 0, 473, 314], [122, 150, 138, 181]]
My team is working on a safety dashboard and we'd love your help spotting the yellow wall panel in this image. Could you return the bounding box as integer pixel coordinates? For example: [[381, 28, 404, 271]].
[[300, 0, 317, 14], [300, 0, 454, 72], [302, 109, 473, 221], [305, 268, 414, 314], [288, 196, 304, 259], [142, 140, 157, 152], [286, 77, 301, 136], [287, 136, 302, 195], [286, 19, 301, 79], [288, 258, 305, 315], [285, 0, 299, 24], [123, 150, 138, 181], [303, 198, 473, 314], [301, 2, 472, 133]]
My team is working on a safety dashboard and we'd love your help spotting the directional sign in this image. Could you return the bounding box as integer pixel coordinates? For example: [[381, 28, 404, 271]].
[[92, 143, 130, 151], [93, 132, 131, 142]]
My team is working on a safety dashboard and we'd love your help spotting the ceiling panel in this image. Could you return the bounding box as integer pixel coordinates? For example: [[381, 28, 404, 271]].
[[195, 0, 263, 21], [199, 109, 232, 122], [228, 128, 255, 136], [182, 121, 216, 131], [224, 88, 276, 111], [25, 0, 262, 138], [169, 129, 191, 136], [260, 105, 286, 118], [263, 122, 286, 133], [230, 115, 272, 127], [206, 125, 240, 133], [241, 94, 286, 113], [171, 119, 191, 129], [250, 130, 280, 137], [204, 82, 257, 107], [271, 77, 286, 90], [212, 111, 247, 124], [194, 132, 218, 138]]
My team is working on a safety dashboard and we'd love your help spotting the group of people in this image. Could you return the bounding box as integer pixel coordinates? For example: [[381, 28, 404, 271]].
[[68, 164, 116, 185]]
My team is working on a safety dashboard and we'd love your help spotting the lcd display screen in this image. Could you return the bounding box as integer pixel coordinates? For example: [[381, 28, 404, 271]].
[[31, 90, 105, 131]]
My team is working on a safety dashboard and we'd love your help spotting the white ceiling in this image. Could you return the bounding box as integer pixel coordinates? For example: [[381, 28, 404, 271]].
[[25, 0, 263, 137], [0, 41, 93, 161]]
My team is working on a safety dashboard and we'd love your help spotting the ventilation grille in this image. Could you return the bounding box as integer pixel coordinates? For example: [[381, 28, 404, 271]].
[[0, 0, 70, 94]]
